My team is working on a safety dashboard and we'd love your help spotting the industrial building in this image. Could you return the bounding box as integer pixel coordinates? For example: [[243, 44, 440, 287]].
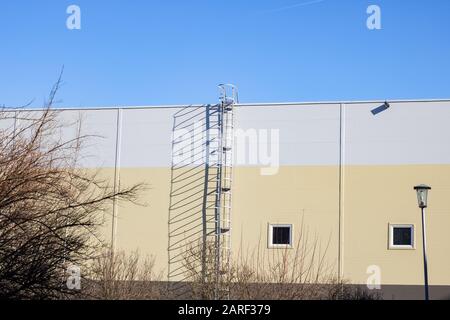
[[13, 95, 450, 299]]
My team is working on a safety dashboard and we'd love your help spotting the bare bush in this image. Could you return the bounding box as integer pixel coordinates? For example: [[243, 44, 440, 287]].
[[180, 240, 228, 300], [83, 249, 164, 300], [0, 75, 145, 299], [326, 279, 382, 300], [230, 223, 333, 300], [178, 220, 381, 300]]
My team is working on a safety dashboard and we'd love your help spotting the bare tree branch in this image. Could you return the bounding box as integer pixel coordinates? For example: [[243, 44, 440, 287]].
[[0, 72, 146, 299]]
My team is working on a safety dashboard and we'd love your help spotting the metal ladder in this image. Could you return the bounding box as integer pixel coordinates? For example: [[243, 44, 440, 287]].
[[167, 85, 237, 300], [211, 84, 237, 299]]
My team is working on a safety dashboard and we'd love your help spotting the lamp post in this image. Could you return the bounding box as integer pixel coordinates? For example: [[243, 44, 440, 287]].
[[414, 184, 431, 301]]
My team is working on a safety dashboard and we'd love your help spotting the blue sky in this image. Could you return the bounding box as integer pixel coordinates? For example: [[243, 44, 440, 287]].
[[1, 0, 450, 107]]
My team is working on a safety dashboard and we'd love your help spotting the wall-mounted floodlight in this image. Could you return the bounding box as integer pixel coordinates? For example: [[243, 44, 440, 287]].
[[371, 101, 390, 115]]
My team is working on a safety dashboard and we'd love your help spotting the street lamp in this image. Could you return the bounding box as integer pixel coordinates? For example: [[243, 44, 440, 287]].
[[414, 184, 431, 300]]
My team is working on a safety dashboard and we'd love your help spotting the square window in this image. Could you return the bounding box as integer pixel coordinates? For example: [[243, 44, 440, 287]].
[[393, 227, 412, 245], [389, 224, 414, 249], [268, 224, 293, 248]]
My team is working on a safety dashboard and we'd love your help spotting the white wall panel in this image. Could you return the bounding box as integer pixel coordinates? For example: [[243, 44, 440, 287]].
[[59, 109, 118, 168], [343, 101, 450, 165], [235, 104, 340, 166], [46, 99, 450, 169], [120, 108, 181, 168]]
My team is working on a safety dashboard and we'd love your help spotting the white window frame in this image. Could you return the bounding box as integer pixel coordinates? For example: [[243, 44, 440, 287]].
[[389, 224, 415, 250], [268, 224, 293, 248]]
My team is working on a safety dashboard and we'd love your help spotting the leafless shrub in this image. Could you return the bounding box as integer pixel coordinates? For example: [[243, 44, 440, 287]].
[[0, 74, 145, 299], [82, 249, 164, 300], [326, 279, 382, 300], [180, 239, 227, 300], [179, 220, 381, 300], [228, 221, 334, 300]]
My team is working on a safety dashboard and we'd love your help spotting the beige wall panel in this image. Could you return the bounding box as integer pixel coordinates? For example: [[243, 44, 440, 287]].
[[342, 165, 450, 285], [88, 168, 116, 246], [107, 165, 340, 277], [114, 167, 172, 275], [231, 165, 340, 275], [107, 164, 450, 286]]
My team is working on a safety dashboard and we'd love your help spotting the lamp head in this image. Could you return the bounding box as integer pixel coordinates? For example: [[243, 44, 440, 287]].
[[414, 184, 431, 208]]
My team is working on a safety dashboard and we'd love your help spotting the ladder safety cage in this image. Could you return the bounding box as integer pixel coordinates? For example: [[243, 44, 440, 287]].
[[167, 85, 237, 300]]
